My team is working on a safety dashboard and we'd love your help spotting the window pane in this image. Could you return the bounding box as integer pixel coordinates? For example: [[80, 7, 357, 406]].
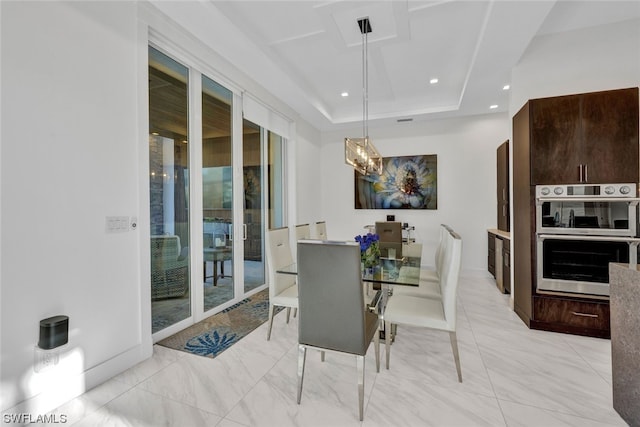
[[268, 131, 285, 229], [202, 75, 234, 311], [149, 47, 191, 333], [243, 119, 265, 293]]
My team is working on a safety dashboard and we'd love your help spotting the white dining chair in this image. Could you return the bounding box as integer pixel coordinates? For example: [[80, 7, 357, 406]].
[[384, 229, 463, 382], [295, 223, 311, 241], [313, 221, 327, 240], [265, 227, 298, 340]]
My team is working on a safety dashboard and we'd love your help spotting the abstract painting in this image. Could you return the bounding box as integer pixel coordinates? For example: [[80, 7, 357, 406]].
[[354, 154, 437, 209]]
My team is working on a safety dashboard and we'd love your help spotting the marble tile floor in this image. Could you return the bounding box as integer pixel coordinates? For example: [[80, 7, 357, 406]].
[[40, 272, 626, 426]]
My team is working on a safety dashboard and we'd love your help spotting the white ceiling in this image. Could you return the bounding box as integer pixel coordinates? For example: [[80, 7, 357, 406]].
[[207, 0, 640, 131]]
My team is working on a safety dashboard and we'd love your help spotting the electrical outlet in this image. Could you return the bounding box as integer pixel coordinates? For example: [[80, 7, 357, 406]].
[[34, 346, 59, 373]]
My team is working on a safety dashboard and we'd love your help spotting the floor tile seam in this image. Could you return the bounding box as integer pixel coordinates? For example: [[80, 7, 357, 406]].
[[563, 337, 611, 381], [218, 359, 285, 425], [130, 381, 227, 420], [64, 378, 136, 427], [376, 368, 505, 402], [496, 396, 621, 425], [458, 286, 515, 422], [133, 353, 192, 390]]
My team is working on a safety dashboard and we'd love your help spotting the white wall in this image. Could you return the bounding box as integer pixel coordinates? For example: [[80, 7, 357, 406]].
[[293, 121, 323, 227], [320, 114, 510, 271], [1, 1, 149, 413], [510, 18, 640, 117]]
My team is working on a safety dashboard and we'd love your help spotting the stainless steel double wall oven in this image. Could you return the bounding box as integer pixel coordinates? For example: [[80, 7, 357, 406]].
[[536, 183, 640, 297]]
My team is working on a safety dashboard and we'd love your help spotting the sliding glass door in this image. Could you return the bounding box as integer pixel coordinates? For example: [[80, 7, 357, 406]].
[[202, 76, 234, 312], [148, 44, 288, 339], [149, 47, 191, 334], [241, 122, 286, 293], [242, 120, 265, 293]]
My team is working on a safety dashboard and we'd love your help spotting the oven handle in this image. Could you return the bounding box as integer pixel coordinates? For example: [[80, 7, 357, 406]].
[[536, 197, 640, 203], [538, 234, 640, 243]]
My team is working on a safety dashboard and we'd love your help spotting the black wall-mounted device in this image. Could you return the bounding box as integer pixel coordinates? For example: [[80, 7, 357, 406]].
[[38, 315, 69, 350]]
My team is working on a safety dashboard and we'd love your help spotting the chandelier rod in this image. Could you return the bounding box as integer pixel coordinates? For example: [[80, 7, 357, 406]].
[[359, 17, 371, 141]]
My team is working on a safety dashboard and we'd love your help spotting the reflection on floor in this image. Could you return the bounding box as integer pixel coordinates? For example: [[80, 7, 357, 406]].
[[44, 271, 626, 426], [152, 260, 265, 334]]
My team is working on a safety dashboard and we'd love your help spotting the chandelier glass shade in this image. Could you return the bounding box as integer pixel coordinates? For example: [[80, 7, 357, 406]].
[[345, 136, 382, 175], [345, 17, 383, 176]]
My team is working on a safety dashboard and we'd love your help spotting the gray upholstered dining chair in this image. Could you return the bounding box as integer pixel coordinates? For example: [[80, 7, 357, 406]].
[[265, 227, 298, 340], [295, 223, 311, 241], [384, 229, 463, 382], [296, 240, 380, 421]]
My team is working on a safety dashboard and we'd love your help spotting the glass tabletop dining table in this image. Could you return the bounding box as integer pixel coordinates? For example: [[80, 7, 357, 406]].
[[276, 254, 422, 316]]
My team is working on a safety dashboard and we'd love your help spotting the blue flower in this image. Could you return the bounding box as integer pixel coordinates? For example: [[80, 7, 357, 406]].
[[354, 233, 379, 251]]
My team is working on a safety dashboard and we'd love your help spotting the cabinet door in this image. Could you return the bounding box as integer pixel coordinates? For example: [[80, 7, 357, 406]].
[[497, 141, 510, 231], [487, 232, 496, 277], [530, 95, 582, 184], [534, 296, 610, 335], [582, 88, 639, 184], [503, 241, 511, 294]]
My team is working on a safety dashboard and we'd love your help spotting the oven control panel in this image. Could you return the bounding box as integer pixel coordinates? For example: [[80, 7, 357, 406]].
[[536, 183, 637, 198]]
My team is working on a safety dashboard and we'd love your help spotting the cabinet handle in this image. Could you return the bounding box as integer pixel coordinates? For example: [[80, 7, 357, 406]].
[[502, 188, 506, 201], [584, 164, 588, 182], [502, 205, 506, 217], [571, 311, 598, 318], [579, 164, 583, 182]]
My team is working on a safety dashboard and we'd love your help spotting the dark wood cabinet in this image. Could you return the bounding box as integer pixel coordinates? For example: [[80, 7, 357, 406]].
[[530, 88, 639, 185], [503, 239, 511, 294], [487, 231, 510, 294], [530, 95, 582, 184], [513, 103, 533, 326], [487, 231, 495, 278], [497, 140, 510, 232], [581, 89, 639, 184], [512, 87, 639, 338], [532, 296, 610, 338]]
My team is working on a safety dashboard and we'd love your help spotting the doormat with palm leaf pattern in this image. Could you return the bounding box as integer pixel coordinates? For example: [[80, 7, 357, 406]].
[[157, 288, 281, 358]]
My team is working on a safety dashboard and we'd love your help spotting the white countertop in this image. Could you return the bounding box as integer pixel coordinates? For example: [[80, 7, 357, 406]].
[[488, 229, 510, 240]]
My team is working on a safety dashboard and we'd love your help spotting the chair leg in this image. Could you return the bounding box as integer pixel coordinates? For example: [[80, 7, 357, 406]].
[[384, 320, 392, 369], [320, 351, 325, 362], [286, 307, 291, 323], [293, 308, 298, 318], [374, 323, 380, 373], [449, 331, 463, 383], [266, 305, 276, 341], [297, 344, 307, 404], [357, 355, 365, 421]]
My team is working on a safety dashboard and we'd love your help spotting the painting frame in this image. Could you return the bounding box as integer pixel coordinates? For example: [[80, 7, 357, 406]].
[[354, 154, 437, 210]]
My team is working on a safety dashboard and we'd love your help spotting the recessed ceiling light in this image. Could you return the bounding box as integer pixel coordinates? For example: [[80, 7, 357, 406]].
[[503, 84, 510, 90], [430, 78, 438, 84], [490, 104, 499, 109], [341, 92, 349, 97]]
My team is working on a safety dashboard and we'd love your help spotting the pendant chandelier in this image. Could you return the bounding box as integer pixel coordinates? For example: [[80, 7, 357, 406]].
[[344, 17, 383, 176]]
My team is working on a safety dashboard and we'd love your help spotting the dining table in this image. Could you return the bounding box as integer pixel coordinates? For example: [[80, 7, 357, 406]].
[[276, 252, 423, 333]]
